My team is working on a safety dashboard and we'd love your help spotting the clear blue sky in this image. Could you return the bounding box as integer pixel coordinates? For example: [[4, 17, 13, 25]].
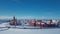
[[0, 0, 60, 19]]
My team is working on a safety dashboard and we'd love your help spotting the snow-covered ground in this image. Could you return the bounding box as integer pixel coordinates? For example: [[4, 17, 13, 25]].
[[0, 28, 60, 34], [0, 23, 60, 34]]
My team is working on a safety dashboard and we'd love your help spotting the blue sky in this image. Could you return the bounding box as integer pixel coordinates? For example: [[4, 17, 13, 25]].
[[0, 0, 60, 19]]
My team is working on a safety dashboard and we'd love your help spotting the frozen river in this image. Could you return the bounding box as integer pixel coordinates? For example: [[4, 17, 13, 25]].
[[0, 28, 60, 34]]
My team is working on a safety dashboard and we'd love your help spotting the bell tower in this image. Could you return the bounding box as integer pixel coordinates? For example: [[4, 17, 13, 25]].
[[10, 16, 17, 26]]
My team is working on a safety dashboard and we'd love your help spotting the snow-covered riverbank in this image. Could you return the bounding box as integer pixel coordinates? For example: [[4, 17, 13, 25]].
[[0, 23, 60, 34]]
